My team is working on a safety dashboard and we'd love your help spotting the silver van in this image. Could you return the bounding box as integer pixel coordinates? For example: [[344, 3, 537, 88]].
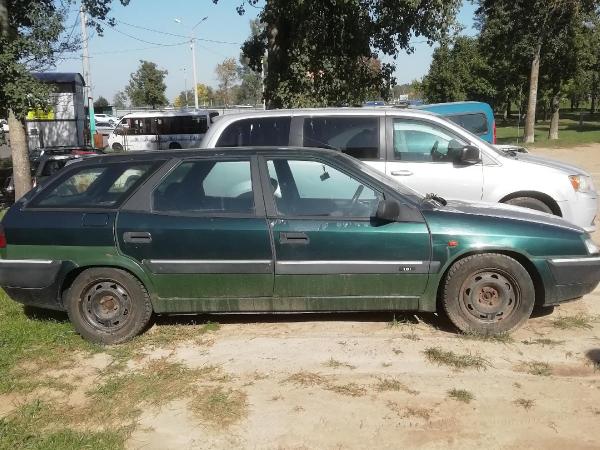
[[201, 108, 597, 231]]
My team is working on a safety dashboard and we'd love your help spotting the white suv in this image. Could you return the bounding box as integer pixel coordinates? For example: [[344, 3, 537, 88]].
[[201, 108, 597, 231]]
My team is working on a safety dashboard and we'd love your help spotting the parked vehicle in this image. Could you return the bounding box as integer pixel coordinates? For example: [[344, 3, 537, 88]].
[[107, 109, 219, 152], [95, 120, 116, 138], [201, 108, 597, 231], [0, 119, 8, 133], [94, 114, 119, 126], [1, 147, 599, 343], [417, 101, 496, 144]]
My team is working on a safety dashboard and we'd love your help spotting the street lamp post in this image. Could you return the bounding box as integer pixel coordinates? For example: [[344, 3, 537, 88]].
[[175, 16, 207, 110]]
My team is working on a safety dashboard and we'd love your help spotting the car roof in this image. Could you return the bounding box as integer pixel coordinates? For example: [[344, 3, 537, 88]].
[[72, 146, 345, 165], [120, 109, 218, 119]]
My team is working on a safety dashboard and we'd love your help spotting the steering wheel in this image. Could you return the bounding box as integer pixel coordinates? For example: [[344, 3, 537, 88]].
[[350, 184, 364, 209], [430, 140, 443, 161]]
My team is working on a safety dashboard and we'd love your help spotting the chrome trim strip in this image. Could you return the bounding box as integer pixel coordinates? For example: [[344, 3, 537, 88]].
[[0, 259, 54, 264], [148, 259, 272, 264], [550, 256, 600, 264], [277, 260, 424, 265]]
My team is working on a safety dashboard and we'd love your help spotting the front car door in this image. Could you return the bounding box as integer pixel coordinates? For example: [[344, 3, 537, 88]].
[[117, 156, 274, 313], [259, 153, 431, 311], [385, 115, 484, 200]]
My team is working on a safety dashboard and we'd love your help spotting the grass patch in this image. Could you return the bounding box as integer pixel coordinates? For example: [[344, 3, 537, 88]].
[[85, 358, 220, 423], [514, 398, 535, 410], [461, 332, 514, 344], [521, 361, 552, 376], [551, 314, 594, 330], [448, 388, 474, 404], [521, 338, 565, 347], [323, 358, 356, 370], [326, 382, 366, 397], [0, 292, 100, 394], [387, 401, 432, 421], [496, 117, 600, 148], [374, 377, 418, 395], [189, 386, 248, 427], [401, 331, 421, 341], [423, 347, 490, 371], [283, 371, 327, 387], [0, 400, 127, 450]]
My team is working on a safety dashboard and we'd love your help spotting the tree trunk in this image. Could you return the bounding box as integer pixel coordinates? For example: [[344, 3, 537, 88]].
[[549, 92, 560, 140], [8, 111, 32, 200], [592, 95, 597, 115], [524, 43, 542, 144]]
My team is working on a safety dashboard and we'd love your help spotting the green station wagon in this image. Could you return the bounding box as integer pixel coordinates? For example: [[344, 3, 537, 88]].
[[1, 147, 599, 344]]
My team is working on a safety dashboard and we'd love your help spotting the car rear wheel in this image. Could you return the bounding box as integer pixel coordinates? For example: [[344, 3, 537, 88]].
[[442, 253, 535, 335], [65, 268, 152, 344], [112, 143, 124, 152], [504, 197, 553, 214]]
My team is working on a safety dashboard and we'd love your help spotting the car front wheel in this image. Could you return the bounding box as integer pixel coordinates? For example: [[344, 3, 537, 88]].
[[442, 253, 535, 335], [65, 268, 153, 344]]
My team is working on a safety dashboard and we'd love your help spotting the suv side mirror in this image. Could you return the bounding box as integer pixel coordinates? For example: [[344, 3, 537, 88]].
[[456, 145, 481, 165], [374, 199, 400, 222]]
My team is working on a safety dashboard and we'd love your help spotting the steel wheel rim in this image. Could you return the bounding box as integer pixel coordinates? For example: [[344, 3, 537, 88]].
[[459, 269, 520, 323], [80, 279, 132, 332]]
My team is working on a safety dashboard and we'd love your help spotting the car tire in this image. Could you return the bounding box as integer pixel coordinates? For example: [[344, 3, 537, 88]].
[[442, 253, 535, 335], [112, 143, 124, 152], [65, 268, 153, 344], [168, 142, 182, 149], [504, 197, 553, 214]]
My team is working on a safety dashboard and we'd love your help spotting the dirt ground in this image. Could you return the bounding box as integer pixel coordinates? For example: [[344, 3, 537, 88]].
[[3, 145, 600, 450]]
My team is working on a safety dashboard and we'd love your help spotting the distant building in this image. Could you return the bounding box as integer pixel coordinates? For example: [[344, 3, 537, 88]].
[[26, 73, 86, 148]]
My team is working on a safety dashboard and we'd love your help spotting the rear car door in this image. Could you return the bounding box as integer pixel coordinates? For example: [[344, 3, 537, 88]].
[[260, 154, 431, 311], [385, 116, 484, 201], [116, 156, 274, 312]]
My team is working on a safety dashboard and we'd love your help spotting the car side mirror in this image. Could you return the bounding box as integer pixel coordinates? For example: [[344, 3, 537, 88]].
[[374, 199, 401, 223], [456, 145, 481, 165]]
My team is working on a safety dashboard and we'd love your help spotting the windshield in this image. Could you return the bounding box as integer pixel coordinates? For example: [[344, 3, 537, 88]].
[[333, 153, 424, 204]]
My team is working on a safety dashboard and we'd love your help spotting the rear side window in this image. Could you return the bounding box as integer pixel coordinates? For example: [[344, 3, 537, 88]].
[[447, 113, 488, 136], [30, 162, 156, 208], [215, 117, 291, 147], [303, 116, 379, 160], [153, 160, 255, 214]]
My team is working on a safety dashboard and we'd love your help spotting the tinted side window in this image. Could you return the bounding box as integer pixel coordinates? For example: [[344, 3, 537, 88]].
[[31, 162, 156, 208], [159, 116, 208, 135], [267, 159, 381, 218], [447, 113, 488, 135], [392, 119, 466, 162], [303, 116, 379, 160], [153, 160, 254, 214], [216, 117, 291, 147]]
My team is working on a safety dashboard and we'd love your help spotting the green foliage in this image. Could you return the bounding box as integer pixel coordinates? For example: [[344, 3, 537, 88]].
[[125, 60, 168, 108], [422, 36, 494, 104], [218, 0, 461, 108], [112, 90, 128, 108], [215, 57, 239, 106], [93, 95, 109, 108]]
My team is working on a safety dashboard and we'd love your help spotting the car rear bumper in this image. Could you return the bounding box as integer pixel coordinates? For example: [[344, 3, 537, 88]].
[[0, 259, 65, 310], [545, 256, 600, 304]]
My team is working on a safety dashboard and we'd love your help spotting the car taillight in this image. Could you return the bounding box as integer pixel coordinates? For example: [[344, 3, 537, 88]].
[[0, 226, 7, 248], [493, 120, 497, 144]]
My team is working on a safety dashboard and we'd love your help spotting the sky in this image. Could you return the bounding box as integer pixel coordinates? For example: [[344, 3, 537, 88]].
[[54, 0, 478, 103]]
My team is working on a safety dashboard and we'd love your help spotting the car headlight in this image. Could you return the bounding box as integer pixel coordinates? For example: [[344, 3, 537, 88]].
[[584, 237, 599, 255], [569, 174, 594, 193]]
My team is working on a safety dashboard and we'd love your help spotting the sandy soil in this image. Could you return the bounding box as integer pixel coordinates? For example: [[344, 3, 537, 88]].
[[3, 144, 600, 449]]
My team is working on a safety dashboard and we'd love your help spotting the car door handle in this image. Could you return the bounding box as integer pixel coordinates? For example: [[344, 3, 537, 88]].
[[123, 231, 152, 244], [390, 170, 413, 176], [280, 232, 310, 245]]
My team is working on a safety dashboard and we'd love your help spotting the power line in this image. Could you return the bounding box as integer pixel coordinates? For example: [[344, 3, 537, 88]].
[[101, 20, 189, 47], [91, 42, 189, 55], [113, 19, 241, 45]]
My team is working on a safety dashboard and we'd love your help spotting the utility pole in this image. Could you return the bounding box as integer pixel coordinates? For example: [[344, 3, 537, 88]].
[[80, 5, 96, 147], [191, 36, 199, 109]]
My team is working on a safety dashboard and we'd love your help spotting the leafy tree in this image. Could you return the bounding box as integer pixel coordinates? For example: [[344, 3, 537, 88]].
[[195, 83, 214, 106], [214, 0, 461, 108], [173, 89, 193, 107], [93, 96, 109, 108], [236, 19, 264, 106], [215, 57, 239, 106], [125, 60, 168, 109], [112, 90, 128, 108], [422, 36, 495, 105], [475, 0, 600, 143], [0, 0, 129, 199]]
